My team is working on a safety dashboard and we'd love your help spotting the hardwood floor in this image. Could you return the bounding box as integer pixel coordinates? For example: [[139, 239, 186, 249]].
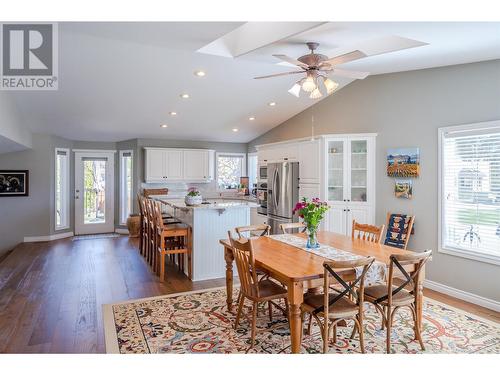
[[0, 236, 498, 353]]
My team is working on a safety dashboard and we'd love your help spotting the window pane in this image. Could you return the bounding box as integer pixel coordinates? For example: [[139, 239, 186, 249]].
[[84, 159, 106, 224], [442, 128, 500, 257], [55, 150, 68, 230], [217, 155, 244, 189], [120, 153, 133, 224]]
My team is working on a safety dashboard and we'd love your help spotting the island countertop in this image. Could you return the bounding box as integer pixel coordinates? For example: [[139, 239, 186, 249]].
[[150, 195, 259, 210]]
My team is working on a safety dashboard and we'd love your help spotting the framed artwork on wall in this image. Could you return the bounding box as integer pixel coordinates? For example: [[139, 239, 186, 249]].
[[394, 179, 413, 199], [387, 147, 420, 177], [0, 170, 29, 197]]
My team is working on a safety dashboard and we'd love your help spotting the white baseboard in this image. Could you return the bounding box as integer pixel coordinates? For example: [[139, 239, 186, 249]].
[[115, 228, 129, 235], [24, 231, 74, 243], [424, 279, 500, 312]]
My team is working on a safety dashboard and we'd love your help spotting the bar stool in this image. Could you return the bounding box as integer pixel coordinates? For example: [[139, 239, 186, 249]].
[[153, 202, 192, 281]]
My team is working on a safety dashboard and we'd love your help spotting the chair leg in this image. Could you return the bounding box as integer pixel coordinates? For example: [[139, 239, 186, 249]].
[[357, 314, 365, 354], [250, 301, 258, 350], [412, 305, 425, 351], [323, 318, 329, 354], [307, 313, 313, 335], [386, 307, 392, 354], [235, 295, 245, 329], [160, 253, 166, 282], [268, 301, 273, 322]]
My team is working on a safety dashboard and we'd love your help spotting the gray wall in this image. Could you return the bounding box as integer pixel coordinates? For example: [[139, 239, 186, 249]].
[[0, 91, 32, 153], [249, 59, 500, 301]]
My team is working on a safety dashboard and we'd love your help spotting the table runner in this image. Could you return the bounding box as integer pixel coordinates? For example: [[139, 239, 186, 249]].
[[269, 234, 386, 285]]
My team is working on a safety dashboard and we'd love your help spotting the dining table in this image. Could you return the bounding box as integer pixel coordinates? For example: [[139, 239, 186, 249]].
[[219, 231, 426, 354]]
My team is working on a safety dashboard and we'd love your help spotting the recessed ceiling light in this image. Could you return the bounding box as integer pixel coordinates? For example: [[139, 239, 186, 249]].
[[180, 93, 190, 99], [232, 128, 239, 132], [194, 70, 206, 77], [268, 102, 276, 107], [169, 111, 177, 116], [160, 124, 168, 128], [249, 117, 255, 121]]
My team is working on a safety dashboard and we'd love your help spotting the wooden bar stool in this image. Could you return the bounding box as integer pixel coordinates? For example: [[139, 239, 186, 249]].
[[153, 202, 192, 281]]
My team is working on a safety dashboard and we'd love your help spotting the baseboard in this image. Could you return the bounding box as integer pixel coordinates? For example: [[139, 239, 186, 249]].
[[115, 228, 129, 235], [424, 279, 500, 312], [23, 231, 74, 243]]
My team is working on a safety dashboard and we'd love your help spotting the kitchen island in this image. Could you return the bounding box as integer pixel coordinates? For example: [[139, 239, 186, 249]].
[[150, 195, 259, 281]]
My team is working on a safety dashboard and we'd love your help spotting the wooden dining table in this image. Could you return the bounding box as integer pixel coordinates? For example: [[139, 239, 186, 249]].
[[219, 231, 426, 354]]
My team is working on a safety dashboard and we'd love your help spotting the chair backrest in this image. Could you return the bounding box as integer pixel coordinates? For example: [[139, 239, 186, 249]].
[[235, 224, 270, 239], [384, 213, 415, 250], [280, 222, 306, 234], [137, 194, 144, 217], [380, 250, 432, 305], [227, 231, 259, 298], [315, 257, 375, 315], [143, 188, 168, 198], [352, 220, 385, 243], [151, 201, 166, 232]]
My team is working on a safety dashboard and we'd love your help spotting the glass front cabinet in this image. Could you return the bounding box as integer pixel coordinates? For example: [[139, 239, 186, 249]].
[[322, 135, 376, 235]]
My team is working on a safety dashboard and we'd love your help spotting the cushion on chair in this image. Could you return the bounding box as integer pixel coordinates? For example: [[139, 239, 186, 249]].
[[250, 279, 287, 299], [302, 293, 358, 316], [384, 214, 412, 249], [364, 284, 414, 304]]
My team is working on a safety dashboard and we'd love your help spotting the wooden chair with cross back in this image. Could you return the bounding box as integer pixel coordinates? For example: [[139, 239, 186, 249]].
[[301, 256, 375, 353], [363, 250, 432, 353]]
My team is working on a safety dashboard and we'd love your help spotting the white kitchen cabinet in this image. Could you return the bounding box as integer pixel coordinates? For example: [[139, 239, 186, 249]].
[[257, 143, 298, 164], [322, 134, 376, 235], [298, 140, 320, 184], [144, 148, 214, 183], [250, 207, 267, 226], [299, 183, 320, 201], [183, 150, 215, 182]]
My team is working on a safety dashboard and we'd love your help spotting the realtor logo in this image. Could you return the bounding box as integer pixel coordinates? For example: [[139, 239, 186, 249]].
[[1, 23, 58, 90]]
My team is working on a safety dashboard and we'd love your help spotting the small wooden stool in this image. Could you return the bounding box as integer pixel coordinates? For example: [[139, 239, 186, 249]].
[[152, 202, 192, 281]]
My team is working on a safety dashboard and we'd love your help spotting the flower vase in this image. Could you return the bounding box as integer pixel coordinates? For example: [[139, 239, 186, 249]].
[[306, 226, 320, 249]]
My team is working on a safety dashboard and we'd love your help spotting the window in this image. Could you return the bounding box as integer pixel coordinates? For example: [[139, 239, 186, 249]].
[[55, 148, 70, 230], [119, 150, 133, 224], [216, 152, 247, 190], [439, 121, 500, 265], [248, 153, 258, 188]]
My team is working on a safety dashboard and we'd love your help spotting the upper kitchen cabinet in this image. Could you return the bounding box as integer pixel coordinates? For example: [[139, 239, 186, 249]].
[[183, 149, 215, 181], [298, 139, 320, 184], [256, 142, 298, 164], [144, 147, 214, 183]]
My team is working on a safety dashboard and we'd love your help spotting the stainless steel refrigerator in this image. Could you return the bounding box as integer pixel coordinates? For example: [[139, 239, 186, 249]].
[[267, 161, 300, 234]]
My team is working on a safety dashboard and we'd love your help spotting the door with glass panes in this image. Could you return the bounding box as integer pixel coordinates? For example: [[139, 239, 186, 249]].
[[325, 137, 373, 235]]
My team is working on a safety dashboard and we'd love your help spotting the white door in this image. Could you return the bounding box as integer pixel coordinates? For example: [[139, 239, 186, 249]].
[[74, 151, 115, 235], [327, 205, 346, 235], [184, 150, 208, 180], [165, 150, 184, 180], [346, 206, 370, 234]]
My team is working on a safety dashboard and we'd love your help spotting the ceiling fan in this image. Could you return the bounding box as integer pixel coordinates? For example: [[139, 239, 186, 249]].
[[254, 42, 370, 99]]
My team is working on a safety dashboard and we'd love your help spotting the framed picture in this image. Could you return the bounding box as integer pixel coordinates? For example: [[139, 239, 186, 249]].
[[0, 170, 29, 197], [387, 147, 420, 177], [394, 179, 413, 199]]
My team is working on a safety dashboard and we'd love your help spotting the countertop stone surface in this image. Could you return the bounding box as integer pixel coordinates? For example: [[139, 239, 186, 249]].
[[150, 195, 259, 210]]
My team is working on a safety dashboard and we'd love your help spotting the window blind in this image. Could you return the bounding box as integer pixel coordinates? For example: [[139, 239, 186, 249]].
[[441, 126, 500, 258]]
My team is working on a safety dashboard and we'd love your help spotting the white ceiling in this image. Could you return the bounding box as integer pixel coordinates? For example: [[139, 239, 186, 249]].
[[6, 22, 500, 143]]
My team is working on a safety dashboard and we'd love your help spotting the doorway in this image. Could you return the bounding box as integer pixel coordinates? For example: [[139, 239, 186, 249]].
[[74, 151, 115, 235]]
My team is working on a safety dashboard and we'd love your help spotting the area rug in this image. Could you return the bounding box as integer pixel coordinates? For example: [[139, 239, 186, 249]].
[[103, 287, 500, 354]]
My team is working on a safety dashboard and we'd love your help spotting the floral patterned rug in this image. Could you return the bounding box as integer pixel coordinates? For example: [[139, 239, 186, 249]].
[[103, 287, 500, 354]]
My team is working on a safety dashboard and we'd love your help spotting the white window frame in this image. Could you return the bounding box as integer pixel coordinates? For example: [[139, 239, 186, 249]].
[[248, 152, 258, 187], [119, 150, 134, 225], [55, 147, 70, 230], [438, 120, 500, 266], [216, 152, 247, 191]]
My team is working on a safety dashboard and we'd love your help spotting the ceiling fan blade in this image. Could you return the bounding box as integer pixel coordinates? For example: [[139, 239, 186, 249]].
[[272, 54, 309, 69], [253, 70, 304, 80], [321, 50, 366, 67], [330, 68, 370, 80]]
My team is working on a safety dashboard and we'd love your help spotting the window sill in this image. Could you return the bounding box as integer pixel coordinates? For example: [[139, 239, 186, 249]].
[[439, 245, 500, 266]]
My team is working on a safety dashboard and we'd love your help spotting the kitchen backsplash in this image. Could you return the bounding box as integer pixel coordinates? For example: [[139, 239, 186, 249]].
[[140, 181, 241, 199]]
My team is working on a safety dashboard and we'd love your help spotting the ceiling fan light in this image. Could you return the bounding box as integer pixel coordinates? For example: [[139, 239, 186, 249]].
[[301, 76, 316, 92], [309, 87, 322, 99], [323, 78, 339, 94], [288, 83, 301, 98]]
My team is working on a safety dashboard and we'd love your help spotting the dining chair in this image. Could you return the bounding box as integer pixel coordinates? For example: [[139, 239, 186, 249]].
[[137, 194, 145, 255], [235, 224, 270, 239], [301, 257, 375, 353], [154, 201, 192, 281], [279, 222, 306, 234], [384, 213, 415, 250], [351, 220, 385, 243], [363, 250, 432, 353], [227, 231, 290, 351]]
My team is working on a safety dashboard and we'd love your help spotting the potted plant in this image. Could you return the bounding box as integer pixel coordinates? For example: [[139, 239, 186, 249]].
[[293, 197, 329, 248], [185, 187, 202, 206]]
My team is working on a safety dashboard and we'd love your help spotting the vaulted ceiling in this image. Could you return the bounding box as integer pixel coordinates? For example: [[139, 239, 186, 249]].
[[5, 22, 500, 143]]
